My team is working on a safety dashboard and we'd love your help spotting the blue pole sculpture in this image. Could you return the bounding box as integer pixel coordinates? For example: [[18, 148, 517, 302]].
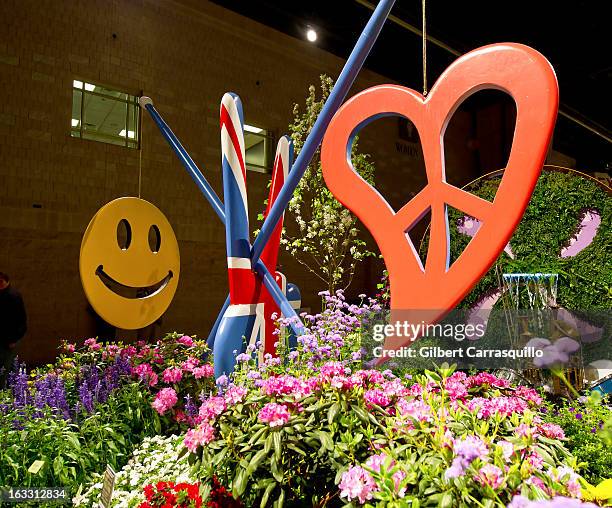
[[141, 0, 396, 375], [250, 0, 396, 264], [140, 99, 304, 338], [139, 97, 225, 222]]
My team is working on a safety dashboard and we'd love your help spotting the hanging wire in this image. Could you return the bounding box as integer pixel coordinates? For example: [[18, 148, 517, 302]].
[[421, 0, 428, 95], [138, 122, 143, 198]]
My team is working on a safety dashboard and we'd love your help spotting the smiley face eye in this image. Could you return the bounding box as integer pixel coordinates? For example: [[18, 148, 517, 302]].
[[148, 225, 161, 253], [117, 219, 132, 250]]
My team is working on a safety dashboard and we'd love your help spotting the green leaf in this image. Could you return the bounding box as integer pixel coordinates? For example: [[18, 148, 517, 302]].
[[247, 449, 268, 477], [274, 488, 285, 508], [315, 431, 333, 451], [270, 455, 284, 483], [327, 402, 340, 425], [439, 492, 453, 508], [27, 460, 45, 475], [233, 467, 248, 497], [260, 482, 276, 508], [273, 431, 282, 462], [264, 433, 273, 454]]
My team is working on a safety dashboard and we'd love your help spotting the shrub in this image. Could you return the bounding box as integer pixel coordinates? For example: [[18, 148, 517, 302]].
[[541, 396, 612, 484], [187, 363, 585, 507]]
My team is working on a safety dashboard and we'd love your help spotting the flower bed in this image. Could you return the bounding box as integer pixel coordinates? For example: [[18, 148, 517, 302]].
[[0, 333, 214, 492], [188, 363, 588, 507], [541, 397, 612, 484], [73, 435, 192, 507], [2, 293, 611, 507]]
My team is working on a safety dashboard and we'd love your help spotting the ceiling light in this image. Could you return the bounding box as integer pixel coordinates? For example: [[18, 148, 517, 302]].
[[119, 129, 135, 139], [71, 119, 80, 127], [306, 28, 317, 42], [73, 80, 83, 89], [84, 83, 96, 92], [244, 124, 263, 134]]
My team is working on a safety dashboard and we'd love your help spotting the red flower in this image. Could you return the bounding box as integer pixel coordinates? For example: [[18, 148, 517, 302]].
[[144, 485, 155, 500]]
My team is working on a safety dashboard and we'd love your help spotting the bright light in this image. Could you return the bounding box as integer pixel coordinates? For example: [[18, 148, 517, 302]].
[[73, 80, 83, 89], [306, 28, 317, 42], [119, 129, 135, 139], [71, 119, 80, 127], [244, 124, 263, 134], [84, 83, 96, 92]]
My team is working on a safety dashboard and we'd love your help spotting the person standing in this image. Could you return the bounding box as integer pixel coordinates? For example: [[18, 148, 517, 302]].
[[0, 272, 27, 387]]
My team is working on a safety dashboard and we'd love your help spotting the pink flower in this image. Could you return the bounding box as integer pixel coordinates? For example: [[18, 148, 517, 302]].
[[445, 379, 468, 400], [132, 363, 158, 386], [319, 361, 346, 380], [152, 387, 178, 415], [397, 398, 432, 422], [516, 423, 536, 439], [184, 422, 216, 452], [177, 335, 195, 347], [258, 402, 290, 427], [224, 385, 247, 405], [526, 452, 544, 471], [84, 338, 101, 351], [538, 423, 565, 439], [464, 396, 528, 419], [365, 454, 406, 497], [468, 372, 509, 389], [514, 385, 543, 405], [182, 356, 200, 371], [497, 440, 515, 461], [339, 465, 377, 504], [199, 396, 226, 422], [261, 375, 311, 399], [379, 379, 410, 398], [363, 388, 391, 408], [162, 367, 183, 384], [475, 464, 504, 489], [122, 345, 137, 357], [64, 343, 76, 353], [554, 467, 582, 498], [192, 365, 214, 379]]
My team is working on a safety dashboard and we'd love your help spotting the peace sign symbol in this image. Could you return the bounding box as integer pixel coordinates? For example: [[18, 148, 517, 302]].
[[321, 43, 559, 353]]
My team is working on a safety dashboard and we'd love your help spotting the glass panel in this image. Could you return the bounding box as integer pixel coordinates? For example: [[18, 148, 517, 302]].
[[71, 89, 82, 137], [83, 94, 128, 147], [86, 82, 128, 101], [245, 131, 267, 169], [70, 79, 139, 148]]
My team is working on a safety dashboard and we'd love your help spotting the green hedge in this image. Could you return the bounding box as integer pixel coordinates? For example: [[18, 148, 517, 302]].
[[422, 170, 611, 310]]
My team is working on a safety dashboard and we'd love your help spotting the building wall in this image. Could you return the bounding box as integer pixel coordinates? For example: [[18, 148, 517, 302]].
[[0, 0, 497, 365]]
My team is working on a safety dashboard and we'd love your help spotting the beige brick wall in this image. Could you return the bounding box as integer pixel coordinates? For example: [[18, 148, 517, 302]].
[[0, 0, 500, 365]]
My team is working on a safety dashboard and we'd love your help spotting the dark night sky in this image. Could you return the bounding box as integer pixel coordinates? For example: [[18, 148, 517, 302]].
[[212, 0, 611, 171]]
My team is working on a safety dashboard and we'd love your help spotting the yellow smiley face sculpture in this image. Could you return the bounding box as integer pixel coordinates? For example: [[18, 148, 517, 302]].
[[80, 197, 180, 329]]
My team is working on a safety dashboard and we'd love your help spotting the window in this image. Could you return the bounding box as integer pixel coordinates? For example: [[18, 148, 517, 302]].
[[71, 80, 140, 148], [244, 124, 273, 172]]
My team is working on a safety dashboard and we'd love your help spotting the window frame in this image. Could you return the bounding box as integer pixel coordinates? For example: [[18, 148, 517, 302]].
[[244, 124, 274, 173], [71, 79, 141, 149]]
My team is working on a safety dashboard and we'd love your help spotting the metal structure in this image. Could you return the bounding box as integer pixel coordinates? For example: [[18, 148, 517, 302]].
[[140, 0, 559, 374]]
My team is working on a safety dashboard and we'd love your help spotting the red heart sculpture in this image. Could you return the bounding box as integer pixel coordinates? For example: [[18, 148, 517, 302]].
[[321, 43, 558, 354]]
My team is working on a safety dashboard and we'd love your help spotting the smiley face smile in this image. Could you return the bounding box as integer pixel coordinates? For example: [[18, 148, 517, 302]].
[[95, 265, 173, 299], [80, 197, 180, 329]]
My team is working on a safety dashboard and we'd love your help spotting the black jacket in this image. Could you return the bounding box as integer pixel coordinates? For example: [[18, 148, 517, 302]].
[[0, 286, 27, 347]]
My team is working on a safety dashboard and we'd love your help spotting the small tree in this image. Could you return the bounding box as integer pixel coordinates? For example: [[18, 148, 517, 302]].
[[282, 75, 376, 294]]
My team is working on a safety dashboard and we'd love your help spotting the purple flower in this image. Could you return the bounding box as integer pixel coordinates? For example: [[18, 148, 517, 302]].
[[445, 435, 489, 479]]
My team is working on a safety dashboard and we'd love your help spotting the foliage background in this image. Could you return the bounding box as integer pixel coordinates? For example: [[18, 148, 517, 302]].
[[420, 170, 611, 310]]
